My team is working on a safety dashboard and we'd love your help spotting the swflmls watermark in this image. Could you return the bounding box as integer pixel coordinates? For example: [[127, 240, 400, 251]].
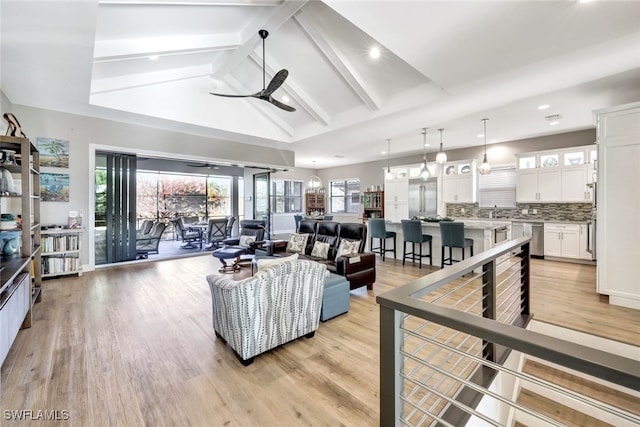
[[4, 409, 70, 421]]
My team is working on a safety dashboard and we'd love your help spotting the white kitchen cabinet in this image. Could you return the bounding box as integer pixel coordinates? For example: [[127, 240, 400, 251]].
[[544, 223, 580, 259], [516, 168, 561, 202], [516, 145, 596, 202], [595, 102, 640, 309], [562, 166, 591, 202], [384, 167, 409, 222], [578, 223, 591, 260], [442, 160, 477, 203]]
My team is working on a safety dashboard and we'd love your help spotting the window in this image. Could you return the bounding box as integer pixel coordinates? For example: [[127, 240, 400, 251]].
[[271, 180, 303, 213], [478, 166, 516, 208], [207, 176, 232, 216], [330, 179, 360, 213]]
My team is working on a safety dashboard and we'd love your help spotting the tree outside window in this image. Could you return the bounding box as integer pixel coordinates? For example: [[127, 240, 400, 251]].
[[330, 179, 360, 213]]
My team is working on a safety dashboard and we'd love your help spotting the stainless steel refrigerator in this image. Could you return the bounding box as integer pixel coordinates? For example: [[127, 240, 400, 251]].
[[408, 178, 437, 218]]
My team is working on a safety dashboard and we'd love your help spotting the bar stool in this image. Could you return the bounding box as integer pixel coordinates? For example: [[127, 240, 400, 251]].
[[439, 221, 473, 268], [368, 218, 396, 261], [401, 219, 432, 268]]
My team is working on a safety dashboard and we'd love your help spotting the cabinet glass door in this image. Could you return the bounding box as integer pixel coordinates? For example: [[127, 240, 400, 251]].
[[563, 151, 585, 166], [540, 154, 559, 168], [518, 156, 536, 169]]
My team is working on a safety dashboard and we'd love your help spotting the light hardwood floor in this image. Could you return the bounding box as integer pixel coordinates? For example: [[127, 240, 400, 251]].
[[1, 255, 638, 426]]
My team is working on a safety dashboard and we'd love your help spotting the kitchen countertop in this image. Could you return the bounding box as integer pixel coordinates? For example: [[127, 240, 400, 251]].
[[387, 220, 510, 230], [455, 217, 590, 224]]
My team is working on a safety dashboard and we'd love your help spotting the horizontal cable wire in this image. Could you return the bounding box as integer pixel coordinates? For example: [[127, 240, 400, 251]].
[[400, 370, 502, 427], [402, 349, 564, 427], [414, 330, 640, 424]]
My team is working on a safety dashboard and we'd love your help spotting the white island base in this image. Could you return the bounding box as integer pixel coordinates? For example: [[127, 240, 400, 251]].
[[376, 220, 512, 268]]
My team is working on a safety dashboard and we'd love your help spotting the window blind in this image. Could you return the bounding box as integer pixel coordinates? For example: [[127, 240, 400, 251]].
[[478, 166, 516, 208]]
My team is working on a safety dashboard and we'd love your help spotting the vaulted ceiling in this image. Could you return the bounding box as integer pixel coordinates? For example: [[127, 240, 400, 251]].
[[2, 0, 640, 169]]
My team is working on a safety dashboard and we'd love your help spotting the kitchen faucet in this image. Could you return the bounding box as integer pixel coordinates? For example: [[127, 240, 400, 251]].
[[489, 205, 498, 219]]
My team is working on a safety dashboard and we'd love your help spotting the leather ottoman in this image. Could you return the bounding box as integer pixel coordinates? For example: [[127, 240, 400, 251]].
[[321, 273, 350, 322]]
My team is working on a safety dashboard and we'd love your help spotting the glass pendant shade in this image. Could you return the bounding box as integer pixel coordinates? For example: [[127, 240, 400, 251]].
[[479, 154, 492, 175], [305, 175, 322, 191], [479, 118, 491, 175], [436, 128, 447, 164]]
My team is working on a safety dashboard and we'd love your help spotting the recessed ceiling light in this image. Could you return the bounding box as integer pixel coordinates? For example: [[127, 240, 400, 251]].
[[477, 134, 484, 138], [381, 150, 387, 154], [549, 121, 559, 126], [282, 95, 290, 103], [148, 55, 159, 61], [424, 143, 430, 147], [537, 104, 550, 110], [369, 47, 381, 59]]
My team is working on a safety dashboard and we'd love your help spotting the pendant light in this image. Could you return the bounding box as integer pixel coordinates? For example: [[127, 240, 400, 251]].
[[479, 118, 492, 175], [419, 128, 430, 180], [305, 160, 322, 192], [435, 128, 447, 164], [385, 139, 394, 180]]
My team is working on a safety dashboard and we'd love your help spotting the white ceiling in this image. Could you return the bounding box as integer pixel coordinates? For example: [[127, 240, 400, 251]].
[[1, 0, 639, 169]]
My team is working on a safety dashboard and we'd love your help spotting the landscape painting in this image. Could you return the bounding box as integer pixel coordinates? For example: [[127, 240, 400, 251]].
[[37, 137, 69, 168], [40, 173, 69, 202]]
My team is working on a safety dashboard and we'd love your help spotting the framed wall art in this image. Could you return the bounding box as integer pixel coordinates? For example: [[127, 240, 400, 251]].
[[37, 137, 69, 168], [40, 173, 69, 202]]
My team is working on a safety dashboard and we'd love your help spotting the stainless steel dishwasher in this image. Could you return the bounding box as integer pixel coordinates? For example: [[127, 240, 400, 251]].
[[511, 221, 544, 257]]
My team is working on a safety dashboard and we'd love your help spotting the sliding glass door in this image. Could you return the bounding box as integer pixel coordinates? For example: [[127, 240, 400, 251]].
[[253, 172, 270, 239], [95, 152, 137, 264]]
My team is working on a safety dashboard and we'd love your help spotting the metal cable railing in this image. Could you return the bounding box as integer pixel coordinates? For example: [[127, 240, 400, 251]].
[[378, 237, 640, 426]]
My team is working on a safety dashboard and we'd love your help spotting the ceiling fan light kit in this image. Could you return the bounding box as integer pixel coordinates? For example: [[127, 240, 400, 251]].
[[210, 30, 295, 112]]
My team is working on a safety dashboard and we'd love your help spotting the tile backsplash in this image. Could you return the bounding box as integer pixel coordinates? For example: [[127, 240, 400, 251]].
[[446, 203, 592, 222]]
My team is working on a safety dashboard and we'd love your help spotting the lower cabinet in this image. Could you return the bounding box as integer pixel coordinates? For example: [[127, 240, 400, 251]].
[[578, 223, 591, 260], [0, 273, 30, 366], [544, 223, 592, 260]]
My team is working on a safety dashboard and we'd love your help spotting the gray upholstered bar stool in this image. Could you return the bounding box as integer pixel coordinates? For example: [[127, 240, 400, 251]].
[[368, 218, 396, 261], [439, 221, 474, 268], [401, 219, 433, 268]]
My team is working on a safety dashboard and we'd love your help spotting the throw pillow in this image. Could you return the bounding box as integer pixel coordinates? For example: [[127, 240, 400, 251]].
[[335, 239, 361, 261], [239, 235, 256, 248], [310, 241, 330, 260], [286, 233, 309, 254], [256, 253, 299, 271]]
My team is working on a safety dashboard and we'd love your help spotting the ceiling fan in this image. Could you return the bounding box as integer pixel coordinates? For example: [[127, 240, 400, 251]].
[[185, 162, 220, 170], [210, 29, 295, 112]]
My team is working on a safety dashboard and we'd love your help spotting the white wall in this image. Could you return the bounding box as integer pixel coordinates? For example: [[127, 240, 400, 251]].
[[9, 103, 295, 271]]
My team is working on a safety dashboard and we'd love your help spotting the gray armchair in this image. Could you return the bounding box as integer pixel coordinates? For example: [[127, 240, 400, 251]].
[[136, 222, 166, 258], [207, 259, 327, 365]]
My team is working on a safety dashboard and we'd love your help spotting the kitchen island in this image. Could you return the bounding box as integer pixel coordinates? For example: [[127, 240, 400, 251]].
[[381, 219, 512, 267]]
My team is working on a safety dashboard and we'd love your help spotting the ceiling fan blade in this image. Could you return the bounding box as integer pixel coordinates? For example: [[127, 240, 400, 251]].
[[210, 92, 253, 98], [269, 97, 296, 112], [261, 69, 288, 97]]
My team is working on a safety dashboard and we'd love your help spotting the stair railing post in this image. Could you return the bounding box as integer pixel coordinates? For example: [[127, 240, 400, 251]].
[[482, 259, 497, 362], [520, 242, 531, 316], [380, 305, 403, 426]]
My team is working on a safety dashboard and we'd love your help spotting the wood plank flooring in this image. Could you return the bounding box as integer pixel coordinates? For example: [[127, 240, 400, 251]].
[[1, 255, 638, 426]]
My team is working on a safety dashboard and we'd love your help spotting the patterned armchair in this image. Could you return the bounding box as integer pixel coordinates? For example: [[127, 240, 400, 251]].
[[207, 260, 327, 365]]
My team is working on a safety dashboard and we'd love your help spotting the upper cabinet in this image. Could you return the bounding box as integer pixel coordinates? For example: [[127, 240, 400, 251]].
[[516, 145, 596, 203], [442, 160, 477, 203]]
